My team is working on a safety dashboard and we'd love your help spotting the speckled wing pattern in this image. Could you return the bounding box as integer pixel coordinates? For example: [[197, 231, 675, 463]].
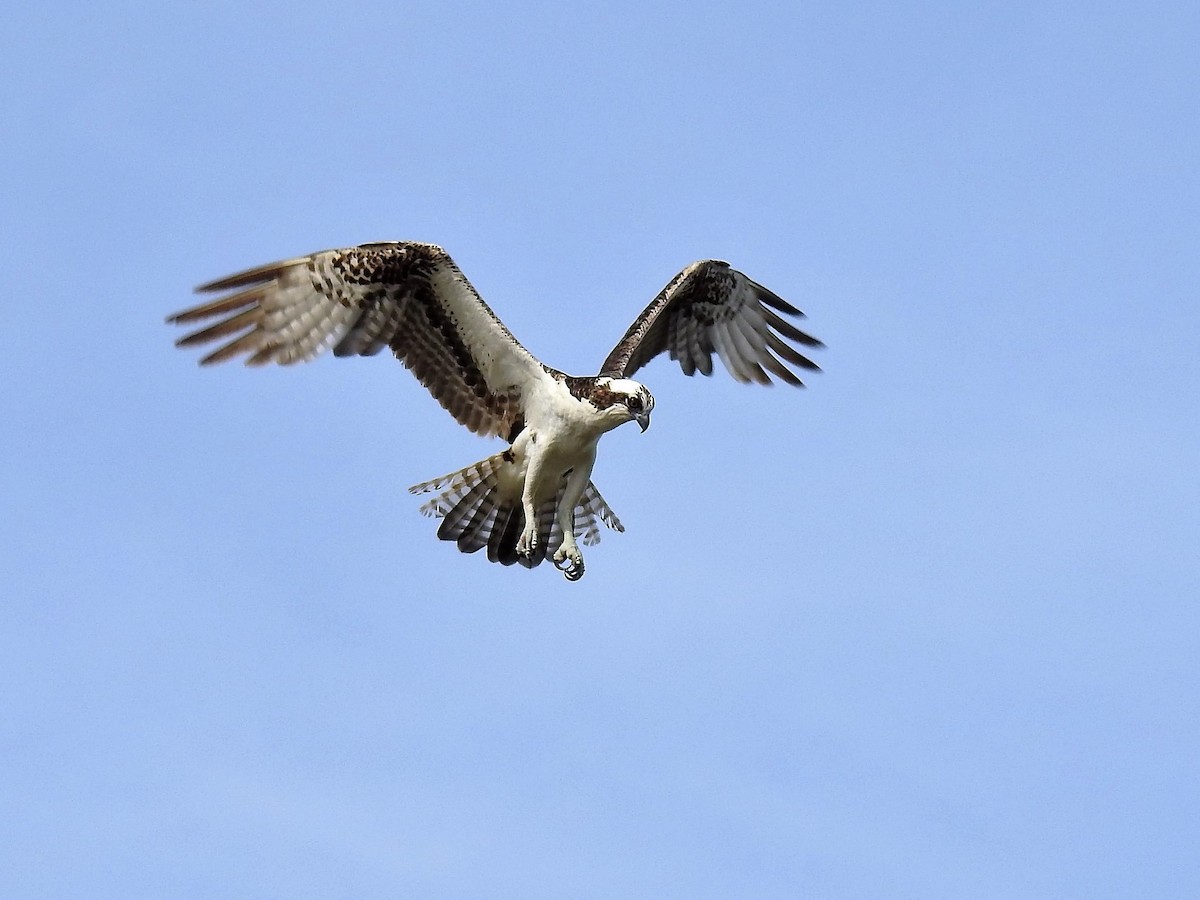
[[167, 242, 550, 438], [599, 260, 823, 385]]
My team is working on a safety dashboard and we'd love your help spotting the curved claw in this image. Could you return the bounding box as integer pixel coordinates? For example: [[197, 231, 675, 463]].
[[553, 553, 584, 582], [516, 530, 538, 559]]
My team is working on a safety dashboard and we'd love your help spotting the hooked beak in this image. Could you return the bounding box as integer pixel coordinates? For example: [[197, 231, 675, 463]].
[[635, 410, 651, 432]]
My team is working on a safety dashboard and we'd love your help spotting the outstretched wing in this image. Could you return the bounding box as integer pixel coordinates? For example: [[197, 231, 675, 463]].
[[599, 260, 823, 385], [167, 241, 553, 438]]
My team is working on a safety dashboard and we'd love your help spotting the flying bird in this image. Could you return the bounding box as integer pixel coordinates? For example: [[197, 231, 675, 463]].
[[168, 241, 822, 580]]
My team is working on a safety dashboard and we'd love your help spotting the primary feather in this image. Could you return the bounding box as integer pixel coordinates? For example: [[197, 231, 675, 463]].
[[168, 241, 822, 580], [599, 259, 823, 385], [168, 242, 548, 439]]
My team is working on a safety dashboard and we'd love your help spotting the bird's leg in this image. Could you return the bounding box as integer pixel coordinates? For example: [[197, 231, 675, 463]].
[[515, 453, 544, 559], [552, 462, 593, 581], [515, 493, 540, 558]]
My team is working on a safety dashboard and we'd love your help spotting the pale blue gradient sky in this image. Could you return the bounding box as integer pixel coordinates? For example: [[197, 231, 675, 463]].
[[3, 1, 1198, 897]]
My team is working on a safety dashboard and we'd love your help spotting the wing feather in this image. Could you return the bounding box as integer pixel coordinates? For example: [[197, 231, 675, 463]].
[[712, 321, 753, 384], [600, 260, 822, 385], [167, 241, 551, 438], [726, 316, 772, 385]]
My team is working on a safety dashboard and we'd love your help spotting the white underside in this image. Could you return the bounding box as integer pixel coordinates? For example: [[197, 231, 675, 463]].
[[410, 376, 632, 579]]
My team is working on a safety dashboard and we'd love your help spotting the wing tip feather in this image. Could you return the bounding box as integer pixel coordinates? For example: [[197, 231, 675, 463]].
[[193, 256, 311, 293]]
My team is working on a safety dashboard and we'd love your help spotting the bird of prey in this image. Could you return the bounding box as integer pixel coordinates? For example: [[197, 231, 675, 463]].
[[167, 241, 822, 580]]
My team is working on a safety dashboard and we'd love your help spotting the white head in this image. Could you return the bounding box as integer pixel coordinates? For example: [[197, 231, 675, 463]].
[[591, 377, 655, 433]]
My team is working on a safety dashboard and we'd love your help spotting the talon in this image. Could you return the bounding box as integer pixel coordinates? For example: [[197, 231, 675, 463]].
[[554, 554, 584, 581], [516, 530, 538, 558], [553, 544, 584, 581]]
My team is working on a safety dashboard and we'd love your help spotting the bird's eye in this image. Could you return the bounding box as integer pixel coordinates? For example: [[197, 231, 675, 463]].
[[627, 396, 643, 413]]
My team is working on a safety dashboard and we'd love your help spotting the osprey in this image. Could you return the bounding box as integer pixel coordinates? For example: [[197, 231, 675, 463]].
[[168, 241, 822, 580]]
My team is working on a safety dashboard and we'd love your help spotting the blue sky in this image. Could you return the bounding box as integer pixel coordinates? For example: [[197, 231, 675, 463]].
[[3, 1, 1197, 897]]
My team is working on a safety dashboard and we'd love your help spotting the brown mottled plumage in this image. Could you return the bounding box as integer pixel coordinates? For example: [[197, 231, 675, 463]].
[[601, 259, 823, 385], [167, 241, 822, 580]]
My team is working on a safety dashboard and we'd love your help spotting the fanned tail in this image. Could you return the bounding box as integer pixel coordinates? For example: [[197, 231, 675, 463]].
[[545, 481, 623, 549], [409, 455, 624, 570]]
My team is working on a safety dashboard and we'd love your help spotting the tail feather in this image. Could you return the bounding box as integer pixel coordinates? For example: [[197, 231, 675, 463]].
[[411, 456, 501, 516], [577, 482, 624, 545], [456, 501, 499, 554], [488, 503, 524, 565], [485, 504, 511, 563], [410, 452, 624, 570], [533, 493, 559, 565], [435, 480, 490, 542]]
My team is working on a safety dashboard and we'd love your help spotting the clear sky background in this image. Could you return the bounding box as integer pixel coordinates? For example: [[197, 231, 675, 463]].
[[3, 1, 1197, 897]]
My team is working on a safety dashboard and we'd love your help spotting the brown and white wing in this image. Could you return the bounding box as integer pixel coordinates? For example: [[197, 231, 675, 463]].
[[599, 260, 823, 386], [167, 241, 553, 438]]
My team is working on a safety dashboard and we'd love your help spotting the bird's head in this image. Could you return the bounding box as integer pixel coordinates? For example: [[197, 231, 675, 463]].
[[597, 378, 655, 433]]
